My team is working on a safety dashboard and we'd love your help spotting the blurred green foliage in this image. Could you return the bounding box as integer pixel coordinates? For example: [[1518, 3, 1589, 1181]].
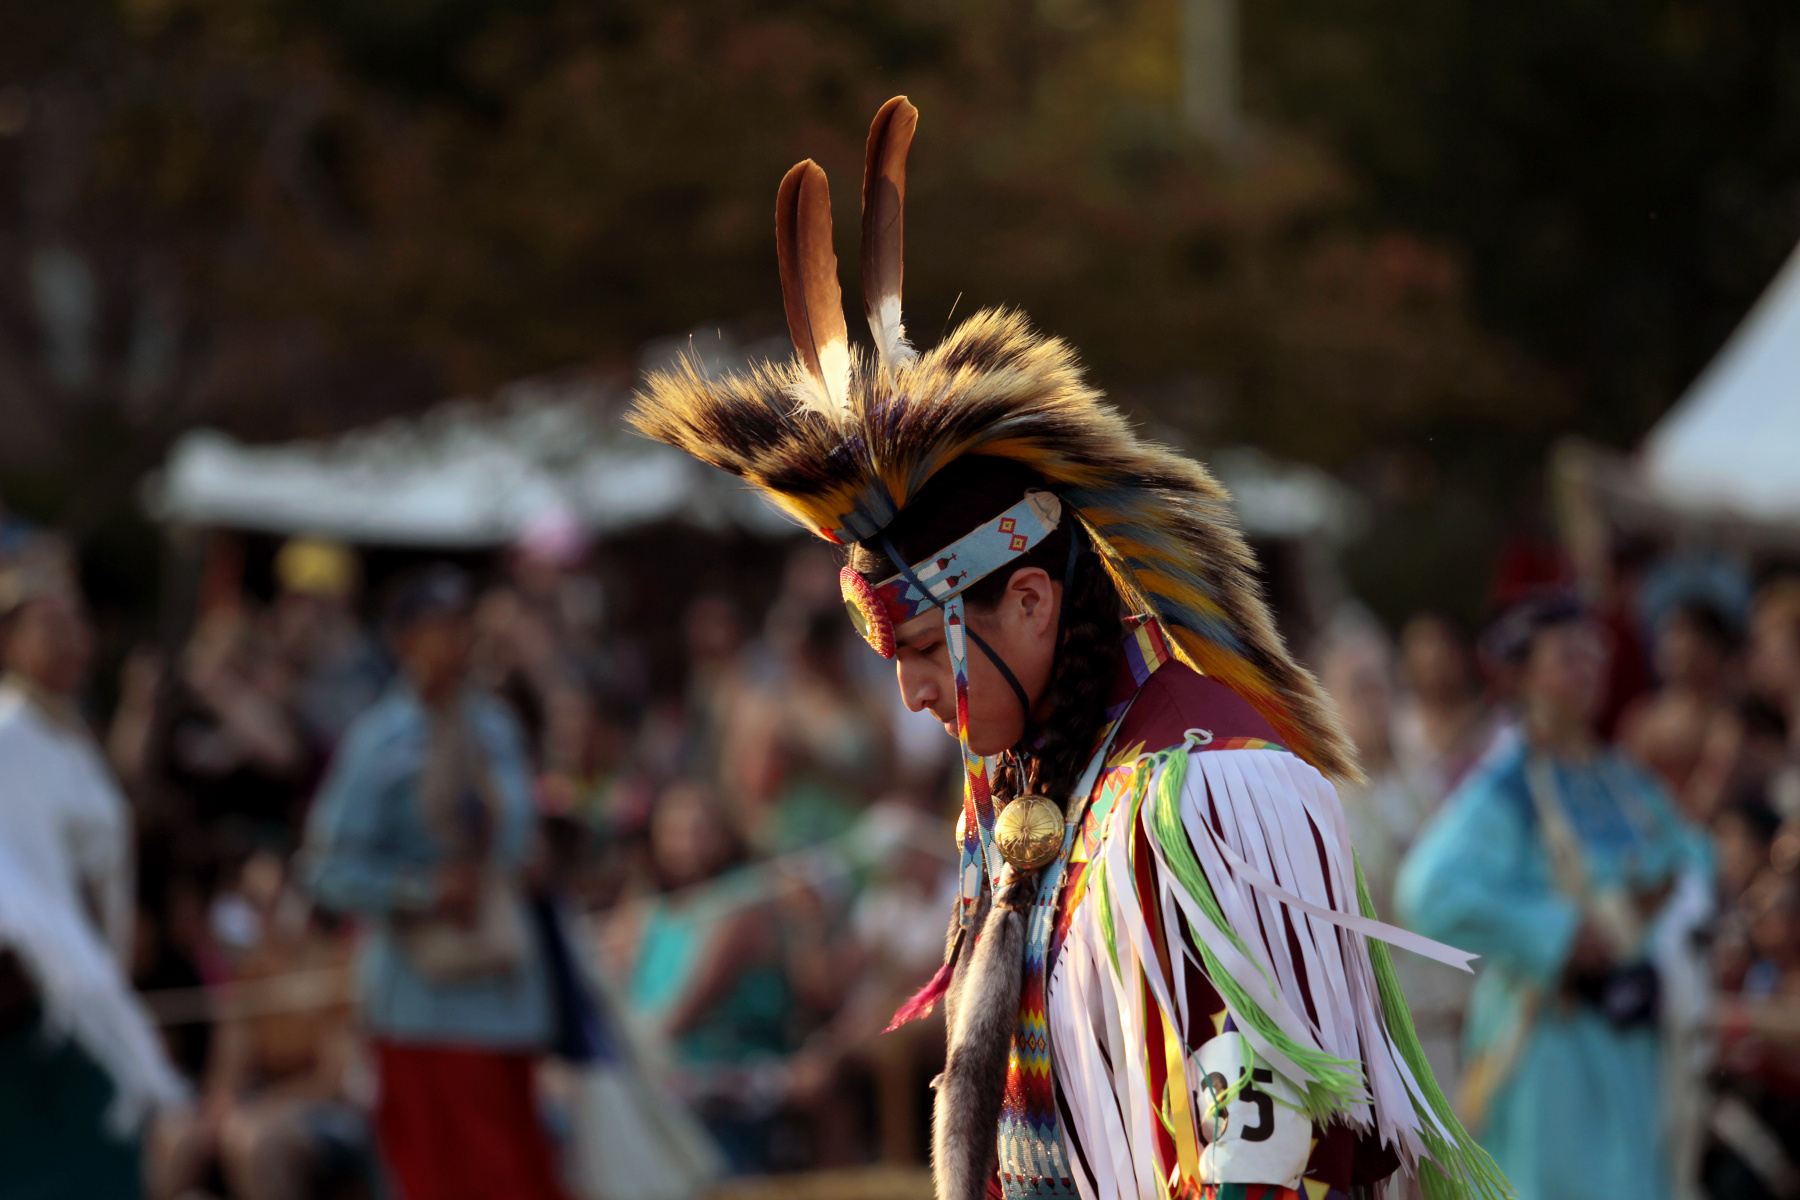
[[1252, 0, 1800, 445]]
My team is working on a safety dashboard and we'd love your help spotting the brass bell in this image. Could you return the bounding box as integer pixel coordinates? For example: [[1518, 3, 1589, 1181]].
[[994, 794, 1064, 870]]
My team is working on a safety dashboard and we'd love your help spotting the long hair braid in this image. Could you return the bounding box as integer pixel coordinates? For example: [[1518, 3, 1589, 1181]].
[[990, 546, 1123, 810], [1029, 547, 1125, 807]]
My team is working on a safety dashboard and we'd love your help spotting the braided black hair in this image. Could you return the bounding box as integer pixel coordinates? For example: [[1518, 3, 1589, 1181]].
[[850, 456, 1124, 812], [1010, 548, 1123, 807]]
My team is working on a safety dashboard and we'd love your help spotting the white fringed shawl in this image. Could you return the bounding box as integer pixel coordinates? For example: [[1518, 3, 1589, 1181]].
[[0, 689, 186, 1134]]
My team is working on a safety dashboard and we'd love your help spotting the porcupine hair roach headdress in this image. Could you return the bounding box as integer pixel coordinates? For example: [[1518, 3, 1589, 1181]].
[[629, 96, 1359, 784]]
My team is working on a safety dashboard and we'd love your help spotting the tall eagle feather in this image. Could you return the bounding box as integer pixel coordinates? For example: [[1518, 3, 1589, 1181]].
[[775, 159, 850, 414], [861, 96, 918, 369]]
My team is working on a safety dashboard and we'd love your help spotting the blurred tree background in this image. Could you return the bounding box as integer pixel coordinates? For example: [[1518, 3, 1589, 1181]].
[[1, 0, 1797, 629]]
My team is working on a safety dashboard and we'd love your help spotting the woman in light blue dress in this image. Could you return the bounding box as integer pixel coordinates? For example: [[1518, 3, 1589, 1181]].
[[1398, 595, 1713, 1200]]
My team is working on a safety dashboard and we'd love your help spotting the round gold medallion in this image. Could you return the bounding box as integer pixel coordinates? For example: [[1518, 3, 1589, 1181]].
[[994, 794, 1065, 870]]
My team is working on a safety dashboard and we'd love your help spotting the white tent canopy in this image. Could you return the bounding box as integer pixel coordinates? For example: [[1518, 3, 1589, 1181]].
[[143, 374, 796, 546], [1641, 240, 1800, 524], [143, 346, 1365, 549]]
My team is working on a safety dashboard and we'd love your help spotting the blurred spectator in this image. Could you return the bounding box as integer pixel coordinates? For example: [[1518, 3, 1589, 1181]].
[[157, 604, 308, 839], [474, 508, 619, 814], [1686, 694, 1790, 830], [0, 551, 185, 1198], [304, 564, 569, 1200], [756, 544, 845, 659], [1398, 593, 1713, 1200], [784, 798, 956, 1165], [623, 592, 752, 805], [679, 592, 753, 788], [610, 778, 796, 1174], [1747, 580, 1800, 721], [270, 536, 389, 760], [1739, 871, 1800, 1003], [1319, 611, 1472, 1094], [150, 852, 363, 1200], [472, 582, 596, 799], [1748, 578, 1800, 820], [1619, 599, 1740, 807], [1712, 789, 1782, 994], [1391, 612, 1499, 804], [1708, 859, 1800, 1200], [727, 607, 890, 854]]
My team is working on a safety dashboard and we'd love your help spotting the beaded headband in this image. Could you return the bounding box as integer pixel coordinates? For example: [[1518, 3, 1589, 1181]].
[[838, 490, 1062, 659]]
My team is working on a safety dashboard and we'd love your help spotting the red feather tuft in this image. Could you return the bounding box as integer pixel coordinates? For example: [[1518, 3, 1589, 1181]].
[[884, 959, 954, 1032]]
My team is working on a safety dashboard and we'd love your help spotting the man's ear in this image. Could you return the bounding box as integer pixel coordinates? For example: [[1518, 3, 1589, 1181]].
[[1004, 566, 1057, 639]]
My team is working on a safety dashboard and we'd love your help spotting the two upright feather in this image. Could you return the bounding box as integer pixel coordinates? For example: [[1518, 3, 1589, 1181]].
[[775, 95, 919, 414], [632, 96, 1362, 783]]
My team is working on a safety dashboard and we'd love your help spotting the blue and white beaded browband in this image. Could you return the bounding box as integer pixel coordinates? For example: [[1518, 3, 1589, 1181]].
[[840, 490, 1063, 659]]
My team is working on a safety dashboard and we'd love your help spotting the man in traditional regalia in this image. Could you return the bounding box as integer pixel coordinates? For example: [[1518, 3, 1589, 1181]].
[[631, 97, 1509, 1200]]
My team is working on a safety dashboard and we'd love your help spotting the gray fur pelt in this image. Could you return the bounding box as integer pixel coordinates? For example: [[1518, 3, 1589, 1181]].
[[933, 865, 1036, 1200]]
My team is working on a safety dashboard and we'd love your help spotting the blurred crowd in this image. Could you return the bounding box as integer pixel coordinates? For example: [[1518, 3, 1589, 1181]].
[[1319, 564, 1800, 1200], [5, 499, 1800, 1200], [1, 509, 962, 1200]]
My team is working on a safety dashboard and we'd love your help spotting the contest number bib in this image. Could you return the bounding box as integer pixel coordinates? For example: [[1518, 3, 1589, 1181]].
[[1193, 1034, 1312, 1188]]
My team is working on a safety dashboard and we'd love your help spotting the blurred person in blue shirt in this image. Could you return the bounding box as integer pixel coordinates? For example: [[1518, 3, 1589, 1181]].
[[1398, 594, 1714, 1200], [304, 564, 569, 1200]]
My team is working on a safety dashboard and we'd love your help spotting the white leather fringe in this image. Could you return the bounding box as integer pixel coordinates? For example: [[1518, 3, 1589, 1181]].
[[1048, 748, 1465, 1200]]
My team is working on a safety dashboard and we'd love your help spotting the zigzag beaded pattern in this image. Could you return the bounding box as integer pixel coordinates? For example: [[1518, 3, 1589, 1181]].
[[992, 619, 1174, 1198]]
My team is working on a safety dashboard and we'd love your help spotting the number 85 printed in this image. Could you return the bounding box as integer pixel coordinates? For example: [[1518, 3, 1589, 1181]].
[[1192, 1033, 1312, 1187]]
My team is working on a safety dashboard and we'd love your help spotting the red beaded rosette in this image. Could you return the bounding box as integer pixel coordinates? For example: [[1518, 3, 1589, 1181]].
[[839, 565, 896, 659]]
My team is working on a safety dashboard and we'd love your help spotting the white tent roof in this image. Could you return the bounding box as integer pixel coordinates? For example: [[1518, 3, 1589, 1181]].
[[143, 374, 796, 546], [1642, 241, 1800, 523], [142, 336, 1366, 549]]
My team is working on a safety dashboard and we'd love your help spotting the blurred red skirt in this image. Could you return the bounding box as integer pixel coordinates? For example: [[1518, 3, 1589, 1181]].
[[374, 1039, 571, 1200]]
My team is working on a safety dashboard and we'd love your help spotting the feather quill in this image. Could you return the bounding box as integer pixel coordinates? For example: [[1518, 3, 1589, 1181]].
[[861, 95, 918, 369], [775, 159, 850, 414]]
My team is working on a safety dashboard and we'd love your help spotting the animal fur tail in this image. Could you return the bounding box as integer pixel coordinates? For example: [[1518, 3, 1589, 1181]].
[[933, 866, 1035, 1200]]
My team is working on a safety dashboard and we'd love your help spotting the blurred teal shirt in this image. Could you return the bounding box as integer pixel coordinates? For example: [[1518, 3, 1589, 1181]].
[[626, 870, 792, 1068], [1396, 737, 1711, 1200], [304, 683, 552, 1048]]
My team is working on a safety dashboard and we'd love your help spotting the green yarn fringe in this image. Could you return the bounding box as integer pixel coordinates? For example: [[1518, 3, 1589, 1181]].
[[1121, 739, 1513, 1198], [1142, 747, 1365, 1124], [1093, 856, 1123, 978], [1353, 858, 1515, 1200]]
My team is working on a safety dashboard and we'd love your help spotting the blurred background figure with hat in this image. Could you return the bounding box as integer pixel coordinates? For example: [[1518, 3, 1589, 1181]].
[[271, 536, 389, 763], [303, 563, 569, 1200]]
